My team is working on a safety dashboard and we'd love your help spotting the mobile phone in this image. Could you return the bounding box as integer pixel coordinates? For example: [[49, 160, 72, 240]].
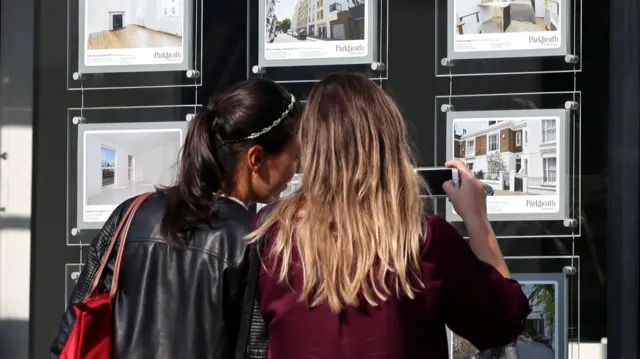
[[416, 167, 460, 197]]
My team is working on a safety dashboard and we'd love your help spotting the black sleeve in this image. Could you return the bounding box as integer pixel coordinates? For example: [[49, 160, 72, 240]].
[[221, 249, 251, 358], [49, 201, 130, 358]]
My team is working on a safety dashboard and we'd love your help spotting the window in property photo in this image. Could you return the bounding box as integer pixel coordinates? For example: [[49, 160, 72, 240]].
[[330, 2, 342, 11], [467, 162, 474, 170], [524, 130, 528, 144], [317, 0, 323, 7], [488, 133, 499, 152], [137, 0, 146, 19], [516, 131, 522, 146], [161, 0, 180, 18], [542, 119, 557, 143], [127, 155, 135, 181], [317, 10, 323, 20], [101, 146, 116, 188], [467, 139, 475, 155], [543, 157, 557, 184]]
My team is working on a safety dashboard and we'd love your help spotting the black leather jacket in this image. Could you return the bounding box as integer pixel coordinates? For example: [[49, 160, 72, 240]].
[[50, 194, 266, 359]]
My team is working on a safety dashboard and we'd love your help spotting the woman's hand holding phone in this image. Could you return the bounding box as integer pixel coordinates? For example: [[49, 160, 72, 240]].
[[442, 160, 510, 278], [442, 160, 488, 224]]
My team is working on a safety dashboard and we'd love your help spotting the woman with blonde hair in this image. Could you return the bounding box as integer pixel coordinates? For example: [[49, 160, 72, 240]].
[[251, 73, 530, 358]]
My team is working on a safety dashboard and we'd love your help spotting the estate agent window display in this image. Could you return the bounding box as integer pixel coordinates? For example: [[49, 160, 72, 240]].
[[250, 0, 389, 82], [68, 0, 201, 89]]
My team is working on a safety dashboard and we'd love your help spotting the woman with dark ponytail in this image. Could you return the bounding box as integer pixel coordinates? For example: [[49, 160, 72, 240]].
[[51, 79, 302, 358]]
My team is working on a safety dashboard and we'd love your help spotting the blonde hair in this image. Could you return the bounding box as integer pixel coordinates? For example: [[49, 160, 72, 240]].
[[250, 73, 426, 312]]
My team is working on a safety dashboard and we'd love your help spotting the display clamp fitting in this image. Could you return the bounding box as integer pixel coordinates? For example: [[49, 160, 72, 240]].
[[564, 55, 579, 64], [70, 271, 81, 281], [370, 62, 386, 71], [185, 114, 196, 122], [564, 101, 579, 111], [563, 218, 578, 228], [440, 58, 455, 67], [0, 152, 7, 160], [71, 116, 85, 125], [70, 228, 81, 236], [440, 104, 455, 113], [72, 72, 85, 81], [252, 66, 267, 75], [186, 70, 201, 79], [563, 265, 577, 276]]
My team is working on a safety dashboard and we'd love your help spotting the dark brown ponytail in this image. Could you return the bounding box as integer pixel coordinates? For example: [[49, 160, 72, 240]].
[[158, 78, 302, 248]]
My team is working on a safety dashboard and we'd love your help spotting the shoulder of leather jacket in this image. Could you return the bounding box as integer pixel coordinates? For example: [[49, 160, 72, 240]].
[[122, 193, 255, 267]]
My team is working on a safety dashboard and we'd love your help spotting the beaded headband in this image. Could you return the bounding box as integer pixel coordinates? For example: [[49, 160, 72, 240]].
[[217, 93, 296, 147]]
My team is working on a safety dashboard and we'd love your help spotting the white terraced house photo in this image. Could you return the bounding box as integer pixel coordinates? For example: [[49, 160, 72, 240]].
[[83, 129, 182, 206], [85, 0, 183, 50], [454, 0, 560, 35], [453, 118, 558, 196]]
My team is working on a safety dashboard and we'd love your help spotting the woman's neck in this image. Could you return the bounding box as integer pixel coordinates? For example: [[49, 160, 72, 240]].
[[219, 190, 251, 206]]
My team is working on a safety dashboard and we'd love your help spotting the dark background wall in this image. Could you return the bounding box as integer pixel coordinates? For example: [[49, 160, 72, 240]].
[[30, 0, 610, 357]]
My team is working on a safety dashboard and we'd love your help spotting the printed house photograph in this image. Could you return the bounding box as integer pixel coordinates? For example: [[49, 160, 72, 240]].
[[280, 173, 303, 197], [83, 129, 182, 206], [85, 0, 183, 50], [451, 282, 558, 359], [265, 0, 365, 43], [452, 118, 558, 197], [454, 0, 560, 35]]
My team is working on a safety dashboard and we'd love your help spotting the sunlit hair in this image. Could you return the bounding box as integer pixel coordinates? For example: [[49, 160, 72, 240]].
[[250, 73, 426, 312]]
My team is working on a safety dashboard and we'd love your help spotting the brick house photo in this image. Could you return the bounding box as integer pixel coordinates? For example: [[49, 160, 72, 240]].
[[453, 118, 558, 196]]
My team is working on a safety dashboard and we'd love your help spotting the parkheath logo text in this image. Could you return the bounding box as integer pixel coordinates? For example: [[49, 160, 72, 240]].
[[526, 199, 556, 208], [528, 35, 559, 45], [336, 44, 365, 53], [154, 51, 182, 59]]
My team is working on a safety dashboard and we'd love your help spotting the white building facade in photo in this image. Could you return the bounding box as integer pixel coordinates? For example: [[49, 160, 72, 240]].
[[455, 119, 557, 195], [265, 0, 278, 41], [292, 0, 309, 33], [305, 0, 364, 39]]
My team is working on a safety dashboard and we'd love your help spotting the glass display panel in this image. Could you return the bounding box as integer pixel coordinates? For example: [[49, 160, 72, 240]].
[[64, 263, 84, 307], [248, 0, 389, 82], [66, 105, 199, 245], [448, 256, 580, 359], [67, 0, 202, 89], [434, 0, 582, 76], [433, 92, 581, 238]]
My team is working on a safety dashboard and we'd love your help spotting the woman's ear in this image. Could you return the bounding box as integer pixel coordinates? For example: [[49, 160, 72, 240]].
[[247, 145, 265, 173]]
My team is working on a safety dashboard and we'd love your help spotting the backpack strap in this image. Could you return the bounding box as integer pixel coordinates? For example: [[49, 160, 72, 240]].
[[234, 206, 274, 359], [89, 192, 154, 298]]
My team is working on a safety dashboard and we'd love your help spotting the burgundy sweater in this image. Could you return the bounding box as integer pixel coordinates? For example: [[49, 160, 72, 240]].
[[257, 215, 531, 359]]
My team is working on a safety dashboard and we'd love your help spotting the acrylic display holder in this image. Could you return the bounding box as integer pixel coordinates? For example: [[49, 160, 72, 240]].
[[432, 91, 581, 239], [448, 256, 581, 359], [435, 0, 582, 77], [248, 0, 388, 83], [67, 0, 203, 90], [66, 105, 200, 246], [64, 263, 84, 306]]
